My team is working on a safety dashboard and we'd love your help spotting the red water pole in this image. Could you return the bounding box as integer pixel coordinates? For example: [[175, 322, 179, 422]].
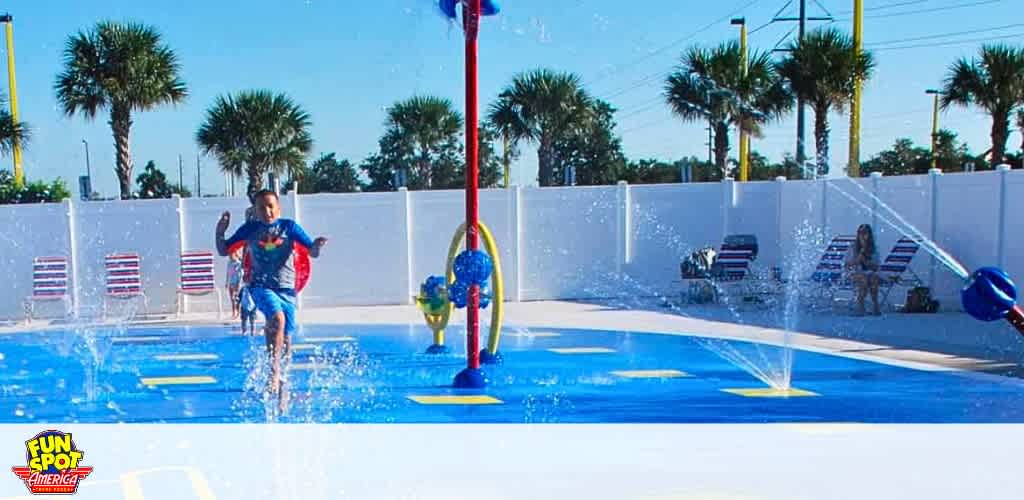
[[464, 0, 482, 371]]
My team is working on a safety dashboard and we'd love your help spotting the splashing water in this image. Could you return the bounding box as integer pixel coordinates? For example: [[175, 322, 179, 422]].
[[554, 196, 799, 390], [830, 179, 969, 280]]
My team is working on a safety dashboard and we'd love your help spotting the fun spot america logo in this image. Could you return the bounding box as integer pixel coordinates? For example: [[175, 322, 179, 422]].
[[11, 430, 92, 495]]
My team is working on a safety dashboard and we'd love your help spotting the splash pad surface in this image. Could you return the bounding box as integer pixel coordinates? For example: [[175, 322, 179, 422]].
[[2, 323, 1023, 423]]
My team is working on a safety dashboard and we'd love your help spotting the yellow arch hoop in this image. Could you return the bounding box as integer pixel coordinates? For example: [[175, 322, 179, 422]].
[[442, 221, 504, 356], [419, 220, 504, 356]]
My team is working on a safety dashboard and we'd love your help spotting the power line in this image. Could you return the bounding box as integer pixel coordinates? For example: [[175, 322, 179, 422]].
[[873, 31, 1024, 51], [592, 0, 764, 94], [616, 96, 667, 120], [836, 0, 930, 16], [619, 116, 676, 135], [750, 0, 795, 35], [833, 0, 1003, 22], [619, 106, 934, 138], [866, 23, 1024, 46], [865, 0, 930, 11]]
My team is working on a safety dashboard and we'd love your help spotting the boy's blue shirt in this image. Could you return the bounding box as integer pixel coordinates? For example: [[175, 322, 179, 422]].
[[225, 218, 314, 290]]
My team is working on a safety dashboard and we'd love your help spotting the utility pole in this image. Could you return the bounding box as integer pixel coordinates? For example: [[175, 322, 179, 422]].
[[178, 154, 184, 194], [771, 0, 833, 169], [848, 0, 864, 177], [196, 155, 201, 197], [926, 89, 941, 170], [706, 121, 713, 167], [796, 0, 806, 167], [502, 131, 511, 188]]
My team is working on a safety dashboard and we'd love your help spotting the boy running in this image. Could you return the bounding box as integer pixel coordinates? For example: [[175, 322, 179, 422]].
[[216, 189, 327, 412]]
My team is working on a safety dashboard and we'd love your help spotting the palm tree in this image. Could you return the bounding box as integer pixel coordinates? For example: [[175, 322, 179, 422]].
[[55, 21, 187, 199], [490, 69, 593, 186], [486, 98, 525, 187], [0, 94, 28, 156], [196, 90, 313, 197], [941, 44, 1024, 168], [777, 28, 874, 176], [384, 96, 463, 189], [665, 41, 793, 175]]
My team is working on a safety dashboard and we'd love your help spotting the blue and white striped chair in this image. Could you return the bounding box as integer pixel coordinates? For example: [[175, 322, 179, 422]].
[[878, 237, 924, 304], [807, 235, 857, 306]]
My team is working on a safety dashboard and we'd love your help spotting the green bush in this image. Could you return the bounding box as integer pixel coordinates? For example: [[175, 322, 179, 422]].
[[0, 170, 71, 204]]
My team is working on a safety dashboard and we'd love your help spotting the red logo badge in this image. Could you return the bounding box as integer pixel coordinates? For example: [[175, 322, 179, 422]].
[[11, 430, 92, 495]]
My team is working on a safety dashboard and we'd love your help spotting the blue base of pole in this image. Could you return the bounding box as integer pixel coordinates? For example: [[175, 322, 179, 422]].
[[453, 367, 487, 388], [479, 348, 502, 365], [425, 344, 450, 355]]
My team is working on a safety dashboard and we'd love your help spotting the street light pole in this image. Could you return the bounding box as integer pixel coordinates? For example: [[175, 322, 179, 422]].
[[926, 89, 941, 170], [732, 17, 748, 182], [81, 139, 91, 181]]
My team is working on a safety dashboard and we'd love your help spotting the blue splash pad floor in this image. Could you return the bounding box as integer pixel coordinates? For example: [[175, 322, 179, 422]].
[[1, 323, 1023, 423]]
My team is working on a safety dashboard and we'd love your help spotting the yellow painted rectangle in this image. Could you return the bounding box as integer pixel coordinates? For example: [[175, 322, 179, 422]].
[[140, 376, 217, 387], [505, 332, 561, 338], [302, 336, 356, 343], [113, 336, 166, 343], [154, 354, 219, 361], [548, 347, 616, 354], [611, 369, 690, 378], [290, 363, 324, 371], [407, 395, 503, 405], [721, 387, 819, 397]]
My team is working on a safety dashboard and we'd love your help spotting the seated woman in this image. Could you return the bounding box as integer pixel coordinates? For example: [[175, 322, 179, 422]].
[[845, 224, 881, 316]]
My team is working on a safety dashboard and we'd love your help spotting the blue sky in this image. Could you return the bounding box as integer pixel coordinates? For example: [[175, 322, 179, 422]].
[[3, 0, 1021, 197]]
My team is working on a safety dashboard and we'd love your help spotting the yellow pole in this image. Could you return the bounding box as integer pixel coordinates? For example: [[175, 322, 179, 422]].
[[738, 20, 749, 182], [930, 92, 939, 170], [848, 0, 863, 178], [3, 16, 22, 187]]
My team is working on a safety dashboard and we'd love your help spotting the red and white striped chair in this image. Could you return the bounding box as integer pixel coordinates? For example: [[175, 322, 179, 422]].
[[103, 252, 147, 317], [176, 250, 222, 318], [24, 256, 72, 322]]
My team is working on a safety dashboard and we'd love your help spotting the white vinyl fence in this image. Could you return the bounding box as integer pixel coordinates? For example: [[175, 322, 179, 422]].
[[1, 167, 1019, 320]]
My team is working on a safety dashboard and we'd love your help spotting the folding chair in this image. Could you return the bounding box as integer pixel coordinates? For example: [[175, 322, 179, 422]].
[[682, 235, 764, 305], [103, 253, 148, 317], [805, 235, 856, 307], [878, 236, 925, 305], [176, 250, 223, 318], [23, 256, 72, 322]]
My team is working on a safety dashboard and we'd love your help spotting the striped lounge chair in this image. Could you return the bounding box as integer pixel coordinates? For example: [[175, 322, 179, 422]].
[[807, 235, 924, 310], [878, 236, 924, 304], [24, 256, 72, 322], [103, 252, 148, 317], [806, 235, 857, 306], [681, 235, 765, 305], [176, 250, 223, 318]]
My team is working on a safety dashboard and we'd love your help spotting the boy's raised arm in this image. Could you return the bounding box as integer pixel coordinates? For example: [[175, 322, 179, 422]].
[[216, 212, 250, 256]]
